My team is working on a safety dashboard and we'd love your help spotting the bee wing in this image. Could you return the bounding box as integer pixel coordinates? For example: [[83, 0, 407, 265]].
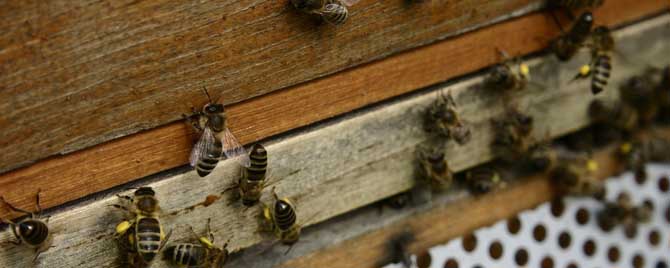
[[221, 128, 251, 167], [339, 0, 359, 6], [189, 128, 216, 167]]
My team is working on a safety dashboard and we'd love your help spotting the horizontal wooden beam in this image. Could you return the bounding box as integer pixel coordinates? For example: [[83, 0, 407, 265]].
[[0, 0, 546, 173], [280, 145, 626, 268], [0, 14, 667, 267], [0, 1, 666, 222]]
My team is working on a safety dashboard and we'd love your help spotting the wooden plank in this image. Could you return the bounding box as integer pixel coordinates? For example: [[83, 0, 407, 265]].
[[279, 146, 626, 268], [0, 0, 547, 173], [0, 2, 666, 220], [0, 14, 668, 267]]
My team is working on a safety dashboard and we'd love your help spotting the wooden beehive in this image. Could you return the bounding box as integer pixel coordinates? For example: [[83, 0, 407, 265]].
[[0, 1, 669, 267]]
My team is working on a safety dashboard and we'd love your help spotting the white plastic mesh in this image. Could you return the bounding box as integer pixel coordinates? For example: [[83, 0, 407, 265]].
[[385, 164, 670, 268]]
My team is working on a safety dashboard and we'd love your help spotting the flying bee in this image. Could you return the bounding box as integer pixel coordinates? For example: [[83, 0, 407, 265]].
[[550, 156, 605, 198], [424, 92, 471, 145], [416, 146, 454, 191], [551, 0, 605, 9], [597, 192, 651, 231], [184, 87, 250, 177], [291, 0, 360, 25], [551, 11, 594, 61], [113, 187, 171, 267], [483, 50, 531, 92], [261, 188, 301, 246], [224, 143, 270, 207], [465, 166, 502, 194], [491, 107, 535, 162], [164, 219, 229, 268], [0, 190, 52, 262]]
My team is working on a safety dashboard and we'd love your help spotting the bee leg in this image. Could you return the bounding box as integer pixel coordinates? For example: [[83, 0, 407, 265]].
[[35, 188, 43, 218], [206, 218, 215, 243], [116, 194, 133, 203], [182, 110, 204, 132], [0, 196, 33, 216], [110, 204, 131, 212]]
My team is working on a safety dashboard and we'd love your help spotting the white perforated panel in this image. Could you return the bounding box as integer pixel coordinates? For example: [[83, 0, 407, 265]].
[[384, 164, 670, 268]]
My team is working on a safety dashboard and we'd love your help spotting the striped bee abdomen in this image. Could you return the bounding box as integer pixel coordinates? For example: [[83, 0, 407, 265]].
[[136, 217, 163, 263], [245, 144, 267, 182], [17, 220, 49, 246], [165, 243, 206, 267], [196, 140, 223, 177], [320, 3, 348, 25], [274, 200, 297, 231], [591, 53, 612, 95]]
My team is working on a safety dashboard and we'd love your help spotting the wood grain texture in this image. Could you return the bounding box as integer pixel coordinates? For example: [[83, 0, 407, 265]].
[[280, 147, 625, 268], [1, 15, 668, 267], [1, 1, 666, 222], [0, 0, 546, 174]]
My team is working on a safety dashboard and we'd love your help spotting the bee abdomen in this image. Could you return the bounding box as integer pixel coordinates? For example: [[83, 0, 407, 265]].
[[17, 220, 49, 246], [245, 144, 268, 182], [165, 243, 206, 266], [136, 217, 163, 262], [320, 3, 348, 25], [591, 53, 612, 95], [274, 201, 297, 231], [196, 141, 223, 177]]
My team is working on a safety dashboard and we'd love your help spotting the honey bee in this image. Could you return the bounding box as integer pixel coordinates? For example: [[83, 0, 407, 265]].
[[376, 231, 415, 268], [225, 143, 269, 207], [572, 26, 614, 95], [184, 87, 250, 178], [491, 107, 535, 162], [589, 99, 639, 136], [0, 190, 52, 262], [164, 219, 229, 268], [465, 166, 502, 194], [416, 146, 454, 191], [597, 192, 651, 232], [618, 137, 670, 182], [620, 66, 668, 124], [113, 187, 171, 267], [261, 188, 301, 246], [424, 92, 471, 145], [551, 11, 594, 61], [483, 50, 531, 92], [291, 0, 360, 25], [550, 156, 605, 198], [524, 143, 559, 173], [551, 0, 605, 9]]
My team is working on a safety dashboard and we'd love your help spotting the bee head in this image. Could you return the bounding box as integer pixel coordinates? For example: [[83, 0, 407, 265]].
[[204, 103, 225, 115], [579, 12, 593, 24]]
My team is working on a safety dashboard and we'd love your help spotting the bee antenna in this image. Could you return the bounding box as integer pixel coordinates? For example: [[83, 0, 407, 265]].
[[202, 86, 213, 103]]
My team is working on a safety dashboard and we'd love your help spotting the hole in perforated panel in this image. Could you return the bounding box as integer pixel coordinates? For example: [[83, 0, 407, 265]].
[[566, 263, 578, 268], [551, 198, 565, 217], [541, 256, 554, 268], [514, 248, 528, 266], [648, 229, 661, 246], [444, 258, 459, 268], [576, 208, 590, 225], [659, 176, 669, 192], [607, 245, 620, 263], [533, 224, 547, 242], [507, 216, 522, 234], [417, 250, 431, 268], [558, 231, 571, 249], [462, 233, 477, 252], [633, 254, 645, 268], [583, 239, 597, 257], [489, 241, 503, 259], [657, 260, 669, 268]]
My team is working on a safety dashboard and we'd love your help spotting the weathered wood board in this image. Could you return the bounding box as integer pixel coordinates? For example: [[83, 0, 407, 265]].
[[1, 14, 668, 267], [1, 2, 666, 221], [0, 0, 547, 174]]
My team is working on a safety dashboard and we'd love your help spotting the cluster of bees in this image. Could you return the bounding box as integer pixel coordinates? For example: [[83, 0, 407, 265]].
[[1, 1, 668, 267]]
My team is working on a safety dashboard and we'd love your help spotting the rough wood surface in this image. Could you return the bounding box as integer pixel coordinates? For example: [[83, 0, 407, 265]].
[[0, 14, 668, 267], [280, 146, 625, 268], [0, 0, 547, 174], [0, 2, 666, 221]]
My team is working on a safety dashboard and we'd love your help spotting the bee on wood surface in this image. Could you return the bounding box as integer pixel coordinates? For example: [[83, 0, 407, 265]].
[[0, 190, 52, 262], [416, 146, 454, 191], [524, 143, 559, 173], [597, 192, 652, 232], [551, 0, 605, 10], [620, 66, 669, 124], [376, 231, 415, 268], [652, 66, 670, 122], [572, 26, 614, 95], [184, 87, 250, 177], [424, 92, 471, 145], [261, 188, 301, 246], [588, 99, 639, 136], [551, 11, 594, 61], [465, 166, 503, 194], [550, 156, 605, 198], [291, 0, 360, 25], [224, 144, 269, 207], [618, 137, 670, 182], [491, 107, 535, 163], [113, 187, 171, 267], [483, 50, 531, 92], [164, 219, 229, 268]]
